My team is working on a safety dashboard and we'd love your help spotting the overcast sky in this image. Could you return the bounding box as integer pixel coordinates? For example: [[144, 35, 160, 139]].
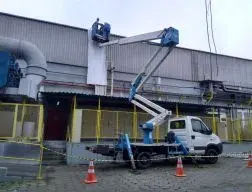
[[0, 0, 251, 60]]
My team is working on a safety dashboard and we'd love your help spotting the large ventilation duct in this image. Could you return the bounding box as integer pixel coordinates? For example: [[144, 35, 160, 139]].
[[0, 36, 47, 99]]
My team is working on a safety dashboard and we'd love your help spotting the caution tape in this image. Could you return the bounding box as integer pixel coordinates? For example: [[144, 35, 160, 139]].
[[42, 146, 250, 163], [0, 140, 250, 163]]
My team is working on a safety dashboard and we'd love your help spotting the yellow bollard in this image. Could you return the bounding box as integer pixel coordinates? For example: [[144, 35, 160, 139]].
[[96, 97, 101, 144], [37, 142, 44, 180], [133, 105, 137, 142]]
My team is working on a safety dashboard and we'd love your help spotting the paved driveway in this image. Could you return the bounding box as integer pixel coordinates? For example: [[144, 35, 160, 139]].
[[2, 157, 252, 192]]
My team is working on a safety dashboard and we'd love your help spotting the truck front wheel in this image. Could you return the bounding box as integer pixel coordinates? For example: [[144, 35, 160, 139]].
[[205, 149, 218, 164], [135, 152, 152, 169]]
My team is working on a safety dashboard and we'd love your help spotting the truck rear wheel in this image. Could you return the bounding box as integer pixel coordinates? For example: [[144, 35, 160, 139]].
[[205, 149, 218, 164], [135, 152, 152, 169]]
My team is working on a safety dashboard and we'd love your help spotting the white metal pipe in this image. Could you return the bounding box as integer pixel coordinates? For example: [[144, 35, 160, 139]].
[[110, 61, 114, 96], [0, 36, 47, 77], [131, 100, 158, 117], [99, 30, 164, 47]]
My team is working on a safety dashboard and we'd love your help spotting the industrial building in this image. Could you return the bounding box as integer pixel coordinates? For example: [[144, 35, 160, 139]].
[[0, 12, 252, 150]]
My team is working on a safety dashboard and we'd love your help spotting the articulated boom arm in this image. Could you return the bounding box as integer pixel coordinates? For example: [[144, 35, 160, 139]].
[[100, 26, 179, 144], [128, 28, 179, 144], [131, 94, 172, 127]]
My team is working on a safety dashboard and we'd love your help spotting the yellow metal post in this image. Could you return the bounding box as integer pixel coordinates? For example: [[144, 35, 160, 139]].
[[71, 95, 77, 142], [133, 105, 137, 142], [176, 103, 179, 117], [212, 108, 216, 134], [37, 141, 44, 180], [37, 105, 44, 142], [20, 100, 26, 135], [12, 105, 18, 138], [37, 104, 44, 179], [237, 120, 241, 144], [96, 97, 101, 144], [231, 120, 235, 143], [155, 126, 160, 143]]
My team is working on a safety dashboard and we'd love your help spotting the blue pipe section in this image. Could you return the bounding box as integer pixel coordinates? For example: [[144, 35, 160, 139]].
[[0, 51, 22, 89], [125, 134, 134, 159], [174, 135, 189, 155]]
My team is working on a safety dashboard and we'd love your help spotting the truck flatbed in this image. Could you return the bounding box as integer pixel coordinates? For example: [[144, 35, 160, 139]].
[[131, 142, 180, 147]]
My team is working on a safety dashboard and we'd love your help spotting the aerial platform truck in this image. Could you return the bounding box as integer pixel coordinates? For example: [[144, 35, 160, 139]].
[[87, 19, 223, 169]]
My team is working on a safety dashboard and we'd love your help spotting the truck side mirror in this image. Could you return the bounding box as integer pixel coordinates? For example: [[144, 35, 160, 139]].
[[200, 130, 204, 134]]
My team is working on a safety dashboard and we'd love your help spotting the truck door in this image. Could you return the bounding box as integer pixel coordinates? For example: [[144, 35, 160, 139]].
[[169, 119, 191, 149], [190, 118, 210, 154]]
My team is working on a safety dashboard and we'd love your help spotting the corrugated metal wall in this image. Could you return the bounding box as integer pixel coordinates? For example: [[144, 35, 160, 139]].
[[106, 43, 192, 80], [196, 52, 252, 86], [46, 62, 87, 83], [1, 13, 252, 88]]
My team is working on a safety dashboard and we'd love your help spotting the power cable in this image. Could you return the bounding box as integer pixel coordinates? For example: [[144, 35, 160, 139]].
[[209, 0, 219, 76], [205, 0, 212, 80]]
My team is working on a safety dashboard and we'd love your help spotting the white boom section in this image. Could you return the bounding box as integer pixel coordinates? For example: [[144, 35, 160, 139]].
[[133, 94, 172, 127], [134, 94, 166, 113], [131, 100, 158, 117], [99, 30, 164, 47]]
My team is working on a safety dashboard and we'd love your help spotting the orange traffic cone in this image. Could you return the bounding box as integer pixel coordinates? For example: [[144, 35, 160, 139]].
[[82, 160, 97, 184], [175, 156, 186, 177], [247, 152, 252, 168]]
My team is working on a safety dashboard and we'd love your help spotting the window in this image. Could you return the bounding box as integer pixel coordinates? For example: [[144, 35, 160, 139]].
[[191, 119, 202, 132], [191, 119, 210, 133], [170, 120, 185, 129], [201, 122, 209, 132]]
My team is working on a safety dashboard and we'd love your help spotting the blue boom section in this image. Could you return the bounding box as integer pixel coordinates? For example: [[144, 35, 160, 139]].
[[0, 51, 22, 89]]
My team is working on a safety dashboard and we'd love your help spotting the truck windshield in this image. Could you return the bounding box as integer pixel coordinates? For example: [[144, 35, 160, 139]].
[[170, 120, 185, 129], [191, 119, 209, 133]]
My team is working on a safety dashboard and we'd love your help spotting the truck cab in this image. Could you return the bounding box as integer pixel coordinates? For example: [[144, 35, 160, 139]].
[[168, 116, 223, 164]]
